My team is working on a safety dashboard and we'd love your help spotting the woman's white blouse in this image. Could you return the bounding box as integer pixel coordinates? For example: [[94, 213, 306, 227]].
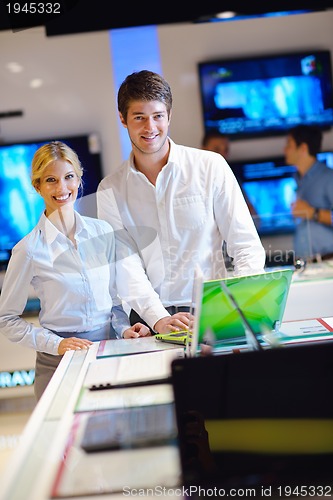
[[0, 211, 130, 354]]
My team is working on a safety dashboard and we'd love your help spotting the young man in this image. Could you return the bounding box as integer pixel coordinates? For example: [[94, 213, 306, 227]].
[[97, 70, 265, 334], [284, 124, 333, 260]]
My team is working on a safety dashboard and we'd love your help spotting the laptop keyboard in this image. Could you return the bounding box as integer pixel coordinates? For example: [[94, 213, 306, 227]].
[[80, 403, 177, 452]]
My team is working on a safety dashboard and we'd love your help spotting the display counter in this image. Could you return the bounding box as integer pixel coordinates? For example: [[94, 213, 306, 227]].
[[283, 260, 333, 321], [1, 338, 184, 500], [3, 315, 333, 500]]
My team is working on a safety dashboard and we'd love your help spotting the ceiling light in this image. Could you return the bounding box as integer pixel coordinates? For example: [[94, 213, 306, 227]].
[[215, 11, 237, 19], [30, 78, 43, 88], [6, 62, 23, 73]]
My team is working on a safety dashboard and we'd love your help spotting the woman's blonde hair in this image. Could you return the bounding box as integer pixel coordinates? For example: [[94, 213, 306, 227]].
[[31, 141, 83, 191]]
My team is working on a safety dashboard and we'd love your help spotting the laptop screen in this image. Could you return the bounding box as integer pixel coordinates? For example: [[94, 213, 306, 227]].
[[171, 342, 333, 495], [193, 268, 293, 352]]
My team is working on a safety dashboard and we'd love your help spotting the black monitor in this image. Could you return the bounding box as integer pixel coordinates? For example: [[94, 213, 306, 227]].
[[0, 134, 103, 268], [198, 50, 333, 140], [172, 341, 333, 495]]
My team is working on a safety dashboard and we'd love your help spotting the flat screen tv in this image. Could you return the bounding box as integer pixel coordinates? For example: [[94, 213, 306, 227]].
[[0, 134, 103, 267], [198, 50, 333, 139], [229, 151, 333, 237]]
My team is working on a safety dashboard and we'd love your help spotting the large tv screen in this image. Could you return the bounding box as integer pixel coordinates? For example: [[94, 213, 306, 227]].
[[198, 50, 333, 140], [229, 151, 333, 236], [0, 134, 103, 267]]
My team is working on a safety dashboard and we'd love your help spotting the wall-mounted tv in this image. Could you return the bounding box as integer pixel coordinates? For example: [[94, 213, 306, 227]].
[[0, 134, 103, 267], [198, 50, 333, 140], [229, 151, 333, 237]]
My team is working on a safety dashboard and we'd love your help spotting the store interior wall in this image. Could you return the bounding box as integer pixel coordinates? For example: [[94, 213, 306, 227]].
[[159, 11, 333, 157], [0, 9, 333, 473], [1, 9, 332, 277], [1, 11, 333, 173]]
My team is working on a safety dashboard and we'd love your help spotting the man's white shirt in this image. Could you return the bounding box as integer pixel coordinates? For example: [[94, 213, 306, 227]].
[[97, 138, 265, 329]]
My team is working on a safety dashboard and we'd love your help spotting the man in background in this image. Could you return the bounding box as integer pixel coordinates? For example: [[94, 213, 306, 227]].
[[284, 124, 333, 260], [201, 131, 230, 158]]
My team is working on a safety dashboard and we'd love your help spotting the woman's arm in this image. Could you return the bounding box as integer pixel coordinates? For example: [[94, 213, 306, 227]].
[[0, 242, 62, 355]]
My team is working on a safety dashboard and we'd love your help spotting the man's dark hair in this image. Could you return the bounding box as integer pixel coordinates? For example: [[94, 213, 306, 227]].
[[201, 131, 229, 148], [288, 125, 323, 156], [117, 70, 173, 123]]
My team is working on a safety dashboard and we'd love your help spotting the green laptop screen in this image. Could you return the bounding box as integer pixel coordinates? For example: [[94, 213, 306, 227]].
[[198, 269, 293, 344]]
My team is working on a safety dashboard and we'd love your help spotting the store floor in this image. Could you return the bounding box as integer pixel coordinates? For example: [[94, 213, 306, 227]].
[[0, 396, 36, 481]]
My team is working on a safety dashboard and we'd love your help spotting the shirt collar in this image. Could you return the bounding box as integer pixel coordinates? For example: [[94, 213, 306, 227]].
[[128, 137, 175, 174], [75, 211, 90, 239], [37, 210, 88, 244], [302, 160, 321, 181], [166, 137, 176, 163]]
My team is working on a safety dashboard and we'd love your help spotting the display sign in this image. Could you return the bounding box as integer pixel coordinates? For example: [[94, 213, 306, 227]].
[[0, 369, 35, 389]]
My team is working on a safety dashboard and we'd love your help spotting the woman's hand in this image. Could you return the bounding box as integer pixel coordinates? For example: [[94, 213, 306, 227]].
[[58, 337, 93, 355], [123, 323, 151, 339]]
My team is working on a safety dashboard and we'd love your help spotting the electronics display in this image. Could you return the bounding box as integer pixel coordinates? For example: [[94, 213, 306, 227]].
[[229, 151, 333, 236], [198, 50, 333, 139], [0, 134, 103, 266], [317, 150, 333, 167]]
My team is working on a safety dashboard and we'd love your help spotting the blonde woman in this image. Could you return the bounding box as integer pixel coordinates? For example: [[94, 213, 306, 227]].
[[0, 141, 150, 400]]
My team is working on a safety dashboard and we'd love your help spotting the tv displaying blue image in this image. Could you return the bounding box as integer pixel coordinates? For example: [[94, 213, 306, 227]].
[[0, 143, 44, 257], [233, 159, 297, 235], [198, 50, 333, 139], [242, 176, 298, 235], [230, 151, 333, 236], [0, 134, 103, 265], [318, 150, 333, 168]]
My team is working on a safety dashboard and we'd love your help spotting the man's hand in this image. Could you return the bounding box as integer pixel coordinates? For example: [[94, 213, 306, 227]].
[[291, 199, 314, 220], [123, 323, 151, 339], [154, 312, 193, 334], [58, 337, 93, 355]]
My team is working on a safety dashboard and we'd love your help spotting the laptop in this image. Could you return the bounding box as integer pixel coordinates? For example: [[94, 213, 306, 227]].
[[171, 341, 333, 495], [156, 268, 293, 354], [190, 267, 294, 355]]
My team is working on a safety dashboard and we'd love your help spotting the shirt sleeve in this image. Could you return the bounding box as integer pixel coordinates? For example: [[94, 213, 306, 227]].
[[102, 225, 131, 337], [0, 242, 63, 355], [110, 304, 131, 338], [97, 181, 170, 329], [212, 157, 266, 276]]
